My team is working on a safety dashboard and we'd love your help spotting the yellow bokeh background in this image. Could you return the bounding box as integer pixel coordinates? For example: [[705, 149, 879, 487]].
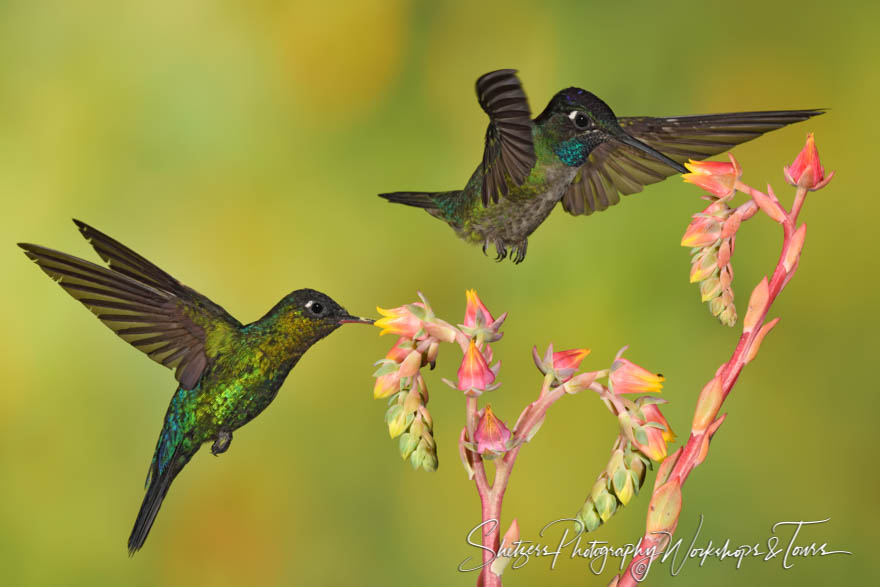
[[1, 1, 876, 585]]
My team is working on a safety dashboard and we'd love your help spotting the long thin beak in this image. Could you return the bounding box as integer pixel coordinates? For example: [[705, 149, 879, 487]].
[[339, 314, 375, 325], [613, 132, 688, 174]]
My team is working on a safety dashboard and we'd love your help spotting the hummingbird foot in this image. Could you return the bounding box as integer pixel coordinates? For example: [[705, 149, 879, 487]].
[[511, 240, 528, 264], [211, 430, 233, 456], [481, 238, 527, 263], [493, 239, 508, 262], [483, 239, 529, 265]]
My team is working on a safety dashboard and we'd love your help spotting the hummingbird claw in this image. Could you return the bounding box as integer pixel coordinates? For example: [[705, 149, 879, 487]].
[[512, 240, 528, 264], [212, 430, 232, 456], [494, 240, 508, 262]]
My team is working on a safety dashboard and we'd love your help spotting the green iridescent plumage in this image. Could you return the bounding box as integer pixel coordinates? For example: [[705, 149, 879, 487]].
[[18, 221, 372, 554], [380, 69, 823, 263]]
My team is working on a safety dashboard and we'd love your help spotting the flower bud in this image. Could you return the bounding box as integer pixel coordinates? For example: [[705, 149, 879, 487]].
[[784, 133, 834, 191], [385, 338, 413, 362], [398, 350, 423, 378], [457, 339, 496, 394], [474, 405, 512, 457], [463, 289, 494, 328], [681, 216, 721, 248], [373, 367, 402, 399]]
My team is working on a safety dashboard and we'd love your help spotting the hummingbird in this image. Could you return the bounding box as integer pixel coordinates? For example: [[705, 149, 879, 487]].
[[379, 69, 823, 263], [18, 220, 374, 555]]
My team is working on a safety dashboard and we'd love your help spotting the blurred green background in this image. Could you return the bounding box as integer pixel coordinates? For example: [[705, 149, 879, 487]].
[[1, 1, 876, 585]]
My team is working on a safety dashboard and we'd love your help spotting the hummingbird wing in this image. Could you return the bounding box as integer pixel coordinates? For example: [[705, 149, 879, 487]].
[[19, 220, 241, 390], [476, 69, 537, 206], [560, 109, 824, 215]]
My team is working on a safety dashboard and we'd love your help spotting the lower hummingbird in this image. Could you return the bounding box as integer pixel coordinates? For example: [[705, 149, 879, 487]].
[[380, 69, 823, 263], [19, 220, 374, 554]]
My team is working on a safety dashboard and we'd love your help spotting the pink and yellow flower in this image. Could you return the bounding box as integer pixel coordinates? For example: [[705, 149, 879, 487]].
[[552, 348, 591, 371], [385, 338, 412, 363], [474, 405, 511, 455], [633, 404, 675, 462], [532, 344, 590, 381], [681, 215, 722, 248], [373, 369, 402, 399], [784, 133, 834, 191], [643, 404, 676, 444], [457, 339, 496, 393], [550, 348, 591, 382], [464, 289, 494, 328], [610, 358, 665, 395], [375, 304, 424, 338], [682, 155, 742, 199]]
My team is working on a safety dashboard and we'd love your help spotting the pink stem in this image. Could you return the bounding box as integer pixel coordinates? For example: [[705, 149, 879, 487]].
[[471, 375, 564, 586], [618, 182, 805, 586], [790, 186, 808, 220]]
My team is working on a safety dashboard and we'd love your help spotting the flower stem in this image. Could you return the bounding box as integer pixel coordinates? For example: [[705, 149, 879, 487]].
[[617, 179, 810, 586], [790, 185, 808, 220], [471, 374, 566, 586]]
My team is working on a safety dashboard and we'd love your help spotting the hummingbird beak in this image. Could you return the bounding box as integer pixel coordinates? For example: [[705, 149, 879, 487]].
[[338, 313, 375, 325], [611, 131, 688, 174]]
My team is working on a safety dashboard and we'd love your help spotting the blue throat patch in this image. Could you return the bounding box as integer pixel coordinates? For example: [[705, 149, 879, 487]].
[[554, 138, 589, 167]]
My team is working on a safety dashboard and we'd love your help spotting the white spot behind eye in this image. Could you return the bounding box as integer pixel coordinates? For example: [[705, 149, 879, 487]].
[[305, 300, 314, 309], [568, 110, 580, 121]]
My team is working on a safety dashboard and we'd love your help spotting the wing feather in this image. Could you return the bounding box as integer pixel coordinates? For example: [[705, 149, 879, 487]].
[[476, 70, 537, 205], [562, 109, 824, 216], [20, 222, 241, 389]]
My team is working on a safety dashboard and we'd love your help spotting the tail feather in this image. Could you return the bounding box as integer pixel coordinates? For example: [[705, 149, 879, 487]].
[[378, 191, 442, 210], [128, 447, 188, 555]]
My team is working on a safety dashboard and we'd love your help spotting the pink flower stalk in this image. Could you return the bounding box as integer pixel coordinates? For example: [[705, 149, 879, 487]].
[[464, 289, 494, 328], [633, 404, 674, 462], [423, 319, 458, 344], [563, 371, 600, 394], [784, 133, 834, 191], [457, 339, 495, 393], [682, 155, 742, 199], [618, 137, 829, 587], [610, 358, 665, 395], [375, 304, 424, 338], [473, 405, 511, 455]]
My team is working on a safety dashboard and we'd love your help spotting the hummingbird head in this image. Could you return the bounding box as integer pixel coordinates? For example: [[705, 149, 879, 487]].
[[535, 87, 686, 172], [269, 288, 373, 340]]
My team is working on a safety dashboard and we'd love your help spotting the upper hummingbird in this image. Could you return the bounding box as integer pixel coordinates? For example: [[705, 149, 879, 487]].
[[379, 69, 823, 263], [18, 220, 374, 555]]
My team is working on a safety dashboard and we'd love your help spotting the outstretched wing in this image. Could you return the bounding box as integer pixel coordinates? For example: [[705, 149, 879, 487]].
[[19, 220, 241, 389], [560, 109, 824, 216], [476, 69, 537, 206]]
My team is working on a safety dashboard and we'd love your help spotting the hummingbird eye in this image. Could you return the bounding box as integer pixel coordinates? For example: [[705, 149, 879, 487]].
[[569, 111, 591, 130], [305, 300, 325, 316]]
